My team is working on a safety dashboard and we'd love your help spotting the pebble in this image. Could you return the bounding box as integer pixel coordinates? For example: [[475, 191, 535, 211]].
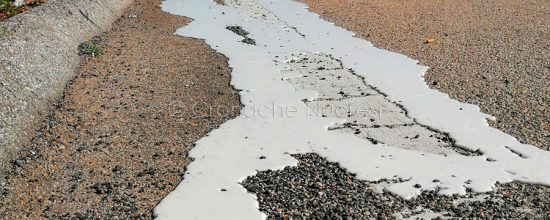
[[13, 160, 25, 167]]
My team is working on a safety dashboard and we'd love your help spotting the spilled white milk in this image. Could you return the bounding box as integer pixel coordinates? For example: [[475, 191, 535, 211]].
[[154, 0, 550, 219]]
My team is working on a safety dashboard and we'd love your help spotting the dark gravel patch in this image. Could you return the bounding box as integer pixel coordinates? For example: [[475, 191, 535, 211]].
[[226, 25, 256, 45], [242, 153, 550, 219]]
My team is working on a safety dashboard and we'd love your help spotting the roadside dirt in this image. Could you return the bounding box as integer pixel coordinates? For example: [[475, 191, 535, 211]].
[[299, 0, 550, 150], [0, 0, 240, 218]]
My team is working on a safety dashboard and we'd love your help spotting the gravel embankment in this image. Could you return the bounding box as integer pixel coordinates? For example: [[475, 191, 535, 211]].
[[243, 153, 550, 219], [0, 0, 240, 218], [0, 0, 132, 178], [298, 0, 550, 150]]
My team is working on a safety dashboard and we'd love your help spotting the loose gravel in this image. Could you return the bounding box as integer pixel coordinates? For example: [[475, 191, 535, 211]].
[[226, 25, 256, 45], [243, 153, 550, 219], [0, 0, 240, 218]]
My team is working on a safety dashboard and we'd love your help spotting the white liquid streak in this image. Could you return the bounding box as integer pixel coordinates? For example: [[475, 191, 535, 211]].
[[155, 0, 550, 219]]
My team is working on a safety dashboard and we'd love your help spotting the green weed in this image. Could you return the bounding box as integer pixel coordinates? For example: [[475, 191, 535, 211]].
[[80, 42, 100, 57]]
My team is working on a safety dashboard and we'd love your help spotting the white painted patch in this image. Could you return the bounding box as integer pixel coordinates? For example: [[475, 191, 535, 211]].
[[155, 0, 550, 219], [283, 52, 473, 156], [13, 0, 24, 7]]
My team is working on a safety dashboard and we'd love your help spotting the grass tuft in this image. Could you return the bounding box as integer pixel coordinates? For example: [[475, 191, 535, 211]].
[[80, 42, 100, 57]]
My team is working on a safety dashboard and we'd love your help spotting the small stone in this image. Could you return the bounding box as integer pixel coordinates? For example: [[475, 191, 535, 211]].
[[503, 191, 510, 199], [91, 182, 115, 194], [13, 160, 25, 167], [313, 181, 324, 189], [425, 37, 436, 44], [112, 165, 122, 173]]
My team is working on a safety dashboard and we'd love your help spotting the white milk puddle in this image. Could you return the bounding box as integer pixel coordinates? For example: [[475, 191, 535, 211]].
[[155, 0, 550, 219]]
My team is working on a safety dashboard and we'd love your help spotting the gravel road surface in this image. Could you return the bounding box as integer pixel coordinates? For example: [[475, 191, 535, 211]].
[[0, 0, 239, 218]]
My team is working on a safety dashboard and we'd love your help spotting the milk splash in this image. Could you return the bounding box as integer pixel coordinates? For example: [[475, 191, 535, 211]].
[[154, 0, 550, 219]]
